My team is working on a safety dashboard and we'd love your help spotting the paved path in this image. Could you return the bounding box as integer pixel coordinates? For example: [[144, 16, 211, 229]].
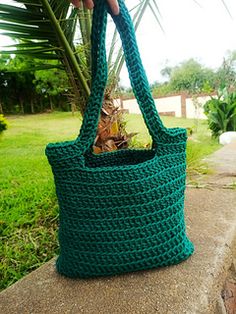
[[1, 142, 236, 314], [204, 140, 236, 186]]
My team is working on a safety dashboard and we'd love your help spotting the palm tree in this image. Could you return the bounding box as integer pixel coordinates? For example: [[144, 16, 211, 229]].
[[0, 0, 161, 151]]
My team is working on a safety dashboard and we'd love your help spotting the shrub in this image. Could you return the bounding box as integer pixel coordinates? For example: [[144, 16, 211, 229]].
[[204, 87, 236, 137], [0, 114, 9, 134]]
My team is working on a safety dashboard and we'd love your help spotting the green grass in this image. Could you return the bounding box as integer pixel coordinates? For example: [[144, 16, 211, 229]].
[[0, 112, 220, 290]]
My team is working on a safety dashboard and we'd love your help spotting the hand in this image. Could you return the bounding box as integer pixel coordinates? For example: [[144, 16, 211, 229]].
[[71, 0, 119, 15]]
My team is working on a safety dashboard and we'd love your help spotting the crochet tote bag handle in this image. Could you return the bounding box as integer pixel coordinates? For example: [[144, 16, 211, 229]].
[[76, 0, 166, 153]]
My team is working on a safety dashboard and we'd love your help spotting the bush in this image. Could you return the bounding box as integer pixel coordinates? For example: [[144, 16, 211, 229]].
[[204, 88, 236, 137], [0, 114, 9, 134]]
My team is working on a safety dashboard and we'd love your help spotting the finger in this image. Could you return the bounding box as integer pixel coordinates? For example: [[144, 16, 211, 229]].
[[71, 0, 81, 8], [107, 0, 119, 15], [84, 0, 94, 10]]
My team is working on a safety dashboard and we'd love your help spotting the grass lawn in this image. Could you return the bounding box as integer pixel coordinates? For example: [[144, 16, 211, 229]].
[[0, 112, 220, 290]]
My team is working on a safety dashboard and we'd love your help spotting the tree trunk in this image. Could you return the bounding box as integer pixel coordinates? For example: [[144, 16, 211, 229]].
[[0, 100, 3, 114], [71, 102, 76, 116], [30, 99, 35, 114], [19, 97, 24, 114], [49, 96, 53, 111], [93, 93, 135, 153], [40, 97, 43, 112]]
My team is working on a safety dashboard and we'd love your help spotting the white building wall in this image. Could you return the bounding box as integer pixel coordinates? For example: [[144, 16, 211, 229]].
[[116, 93, 215, 119], [121, 95, 182, 117], [185, 96, 212, 120], [122, 98, 140, 114], [154, 95, 182, 117]]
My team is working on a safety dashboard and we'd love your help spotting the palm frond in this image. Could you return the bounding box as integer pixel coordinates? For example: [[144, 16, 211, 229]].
[[220, 0, 233, 18], [148, 0, 164, 34], [0, 0, 90, 112], [109, 0, 162, 86]]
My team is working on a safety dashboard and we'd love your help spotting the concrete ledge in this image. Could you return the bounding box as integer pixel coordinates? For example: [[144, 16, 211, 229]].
[[1, 144, 236, 314]]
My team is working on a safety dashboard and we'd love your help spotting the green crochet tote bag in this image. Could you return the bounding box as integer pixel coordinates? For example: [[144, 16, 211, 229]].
[[46, 0, 194, 278]]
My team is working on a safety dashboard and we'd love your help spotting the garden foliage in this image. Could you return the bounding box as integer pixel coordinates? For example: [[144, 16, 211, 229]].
[[204, 88, 236, 137], [0, 114, 8, 133]]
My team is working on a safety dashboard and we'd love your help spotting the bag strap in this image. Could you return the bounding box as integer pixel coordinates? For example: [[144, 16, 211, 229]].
[[75, 0, 167, 153]]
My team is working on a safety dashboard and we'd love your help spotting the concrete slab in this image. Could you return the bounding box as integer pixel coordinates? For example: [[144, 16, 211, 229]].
[[204, 140, 236, 186], [1, 143, 236, 314]]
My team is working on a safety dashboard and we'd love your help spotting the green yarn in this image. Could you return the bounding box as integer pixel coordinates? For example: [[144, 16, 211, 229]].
[[46, 0, 194, 278]]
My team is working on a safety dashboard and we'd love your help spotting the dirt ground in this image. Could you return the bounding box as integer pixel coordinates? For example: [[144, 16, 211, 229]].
[[222, 277, 236, 314]]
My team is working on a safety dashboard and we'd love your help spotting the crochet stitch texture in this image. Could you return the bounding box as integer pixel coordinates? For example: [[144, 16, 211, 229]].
[[46, 0, 194, 278]]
